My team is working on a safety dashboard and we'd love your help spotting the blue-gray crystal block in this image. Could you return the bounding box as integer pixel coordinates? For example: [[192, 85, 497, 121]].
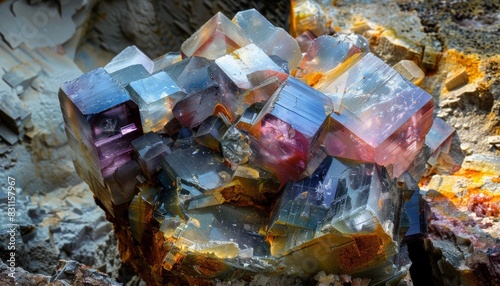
[[321, 158, 401, 237], [268, 156, 336, 235], [161, 145, 233, 193], [194, 115, 230, 153], [131, 132, 172, 178], [258, 76, 333, 140], [127, 71, 185, 132]]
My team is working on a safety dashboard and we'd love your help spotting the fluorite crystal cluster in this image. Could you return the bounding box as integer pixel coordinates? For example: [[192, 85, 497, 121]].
[[59, 9, 441, 284]]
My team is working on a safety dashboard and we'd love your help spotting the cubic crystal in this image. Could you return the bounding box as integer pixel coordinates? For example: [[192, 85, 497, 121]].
[[314, 52, 434, 177], [126, 71, 185, 132]]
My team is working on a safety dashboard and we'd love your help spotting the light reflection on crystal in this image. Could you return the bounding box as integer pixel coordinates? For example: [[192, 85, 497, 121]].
[[296, 34, 368, 85], [233, 9, 302, 70], [314, 52, 434, 177], [127, 71, 185, 132], [104, 45, 154, 74], [215, 43, 284, 90], [180, 12, 251, 60]]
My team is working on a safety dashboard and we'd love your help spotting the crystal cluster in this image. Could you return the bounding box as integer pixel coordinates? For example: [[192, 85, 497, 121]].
[[59, 9, 436, 284]]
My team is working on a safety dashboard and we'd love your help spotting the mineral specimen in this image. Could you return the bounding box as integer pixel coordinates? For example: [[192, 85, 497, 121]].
[[59, 9, 437, 285]]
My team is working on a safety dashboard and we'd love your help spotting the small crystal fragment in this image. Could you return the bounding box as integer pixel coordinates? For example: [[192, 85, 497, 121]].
[[153, 52, 182, 72], [400, 176, 427, 243], [267, 156, 336, 236], [445, 67, 468, 91], [290, 0, 327, 37], [162, 56, 215, 94], [194, 115, 230, 153], [296, 34, 368, 85], [172, 86, 220, 128], [110, 64, 150, 87], [295, 30, 317, 53], [220, 125, 252, 166], [108, 160, 142, 205], [424, 117, 460, 175], [131, 132, 172, 178], [239, 76, 283, 114], [104, 45, 154, 74], [425, 118, 455, 154], [393, 60, 425, 85], [129, 194, 149, 242], [161, 145, 233, 193]]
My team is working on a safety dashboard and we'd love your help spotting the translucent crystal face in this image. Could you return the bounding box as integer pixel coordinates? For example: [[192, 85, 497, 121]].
[[59, 9, 436, 284]]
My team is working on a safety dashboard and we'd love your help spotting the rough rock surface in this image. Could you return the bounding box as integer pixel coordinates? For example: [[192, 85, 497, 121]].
[[84, 0, 289, 58], [0, 1, 130, 282], [0, 24, 83, 194], [0, 183, 122, 276], [420, 155, 500, 286], [399, 1, 500, 58], [0, 258, 121, 286]]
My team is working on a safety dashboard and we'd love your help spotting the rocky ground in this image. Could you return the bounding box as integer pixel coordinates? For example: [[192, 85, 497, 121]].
[[0, 0, 498, 285]]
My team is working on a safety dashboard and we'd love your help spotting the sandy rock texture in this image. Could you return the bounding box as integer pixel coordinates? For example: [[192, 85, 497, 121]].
[[420, 155, 500, 285]]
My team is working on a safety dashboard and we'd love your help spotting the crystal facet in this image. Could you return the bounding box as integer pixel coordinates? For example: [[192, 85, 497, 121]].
[[127, 71, 185, 132], [180, 12, 251, 60]]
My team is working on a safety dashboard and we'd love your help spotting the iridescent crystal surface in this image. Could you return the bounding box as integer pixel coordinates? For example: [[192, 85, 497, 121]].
[[59, 9, 438, 284], [314, 53, 434, 177]]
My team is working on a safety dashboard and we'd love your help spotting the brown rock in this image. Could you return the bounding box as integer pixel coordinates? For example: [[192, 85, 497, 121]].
[[445, 67, 469, 91]]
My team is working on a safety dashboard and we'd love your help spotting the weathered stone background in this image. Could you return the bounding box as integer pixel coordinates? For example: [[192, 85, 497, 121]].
[[0, 0, 498, 285]]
